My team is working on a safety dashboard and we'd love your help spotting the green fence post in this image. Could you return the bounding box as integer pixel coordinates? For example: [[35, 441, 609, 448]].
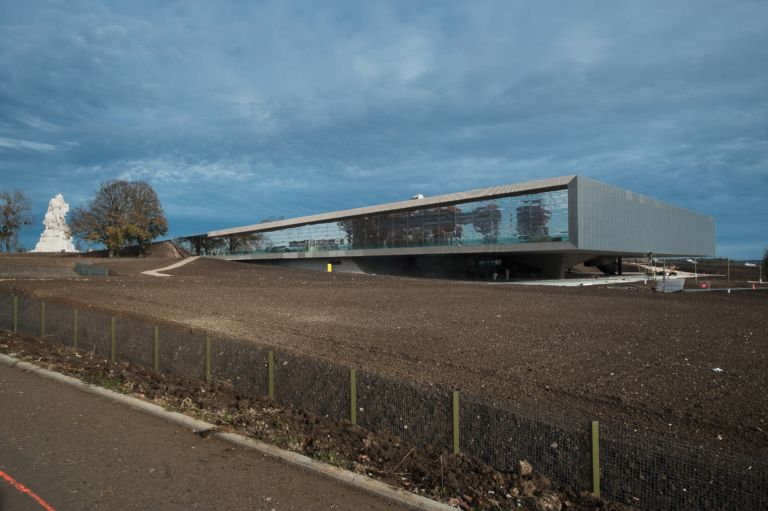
[[350, 368, 357, 425], [268, 350, 275, 400], [110, 317, 116, 363], [153, 326, 159, 371], [205, 336, 212, 383], [591, 420, 601, 497], [40, 302, 46, 337], [12, 296, 18, 333], [453, 390, 460, 455], [72, 309, 78, 349]]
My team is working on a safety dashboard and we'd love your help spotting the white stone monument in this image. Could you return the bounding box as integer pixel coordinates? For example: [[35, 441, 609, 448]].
[[32, 193, 78, 253]]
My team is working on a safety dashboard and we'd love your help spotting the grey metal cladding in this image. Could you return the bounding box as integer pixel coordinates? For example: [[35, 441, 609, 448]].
[[567, 177, 580, 248], [574, 176, 715, 256]]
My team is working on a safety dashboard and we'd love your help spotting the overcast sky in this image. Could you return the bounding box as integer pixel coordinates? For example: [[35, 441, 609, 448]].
[[1, 1, 766, 258]]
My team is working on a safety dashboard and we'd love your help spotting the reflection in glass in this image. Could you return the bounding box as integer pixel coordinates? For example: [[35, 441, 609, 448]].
[[195, 189, 569, 255]]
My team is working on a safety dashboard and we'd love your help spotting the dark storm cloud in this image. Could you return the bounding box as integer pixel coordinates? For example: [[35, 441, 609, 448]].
[[1, 1, 766, 256]]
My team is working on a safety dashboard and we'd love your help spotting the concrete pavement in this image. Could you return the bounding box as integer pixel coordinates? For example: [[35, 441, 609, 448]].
[[0, 362, 404, 511]]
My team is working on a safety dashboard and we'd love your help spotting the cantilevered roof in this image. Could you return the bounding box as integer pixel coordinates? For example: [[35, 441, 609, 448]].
[[208, 175, 575, 237]]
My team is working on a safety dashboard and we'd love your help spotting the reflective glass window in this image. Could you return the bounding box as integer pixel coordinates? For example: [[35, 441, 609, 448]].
[[200, 188, 569, 255]]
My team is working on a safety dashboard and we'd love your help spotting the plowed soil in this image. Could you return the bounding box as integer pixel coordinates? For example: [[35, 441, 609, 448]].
[[1, 254, 766, 459]]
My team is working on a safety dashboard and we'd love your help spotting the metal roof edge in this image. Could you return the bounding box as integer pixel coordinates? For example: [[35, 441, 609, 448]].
[[208, 175, 576, 237]]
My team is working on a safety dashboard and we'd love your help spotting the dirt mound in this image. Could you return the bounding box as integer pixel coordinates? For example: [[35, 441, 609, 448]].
[[0, 331, 633, 511], [143, 241, 182, 258], [82, 241, 182, 259]]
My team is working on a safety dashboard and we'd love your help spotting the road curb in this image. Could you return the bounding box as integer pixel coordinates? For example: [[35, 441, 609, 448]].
[[0, 352, 454, 511]]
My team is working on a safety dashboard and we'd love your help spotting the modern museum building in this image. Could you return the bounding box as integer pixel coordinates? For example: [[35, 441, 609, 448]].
[[182, 175, 715, 278]]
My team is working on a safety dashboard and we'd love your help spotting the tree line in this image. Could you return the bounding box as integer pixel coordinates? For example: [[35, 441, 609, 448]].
[[0, 180, 167, 256]]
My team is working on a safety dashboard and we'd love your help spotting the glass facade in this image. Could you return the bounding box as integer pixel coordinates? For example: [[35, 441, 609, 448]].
[[195, 189, 569, 256]]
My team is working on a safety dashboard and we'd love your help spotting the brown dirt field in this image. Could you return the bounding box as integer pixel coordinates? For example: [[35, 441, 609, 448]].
[[1, 254, 767, 460]]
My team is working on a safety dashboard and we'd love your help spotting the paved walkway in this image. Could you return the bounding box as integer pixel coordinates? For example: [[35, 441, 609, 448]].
[[141, 256, 200, 277], [0, 363, 403, 511], [505, 273, 659, 287]]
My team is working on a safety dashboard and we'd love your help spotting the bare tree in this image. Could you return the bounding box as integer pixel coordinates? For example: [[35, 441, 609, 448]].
[[0, 189, 32, 253], [71, 180, 168, 257]]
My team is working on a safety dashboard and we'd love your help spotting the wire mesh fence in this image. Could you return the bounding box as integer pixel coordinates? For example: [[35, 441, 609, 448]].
[[2, 290, 766, 510], [42, 301, 71, 343], [18, 295, 40, 335], [157, 325, 207, 379], [115, 317, 154, 368], [211, 337, 269, 396], [0, 265, 79, 279], [0, 293, 12, 331], [73, 261, 109, 277], [461, 394, 593, 490], [76, 308, 112, 356], [273, 351, 349, 420], [600, 422, 768, 509], [358, 371, 454, 450]]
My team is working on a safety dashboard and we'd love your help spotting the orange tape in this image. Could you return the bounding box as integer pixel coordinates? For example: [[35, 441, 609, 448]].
[[0, 469, 56, 511]]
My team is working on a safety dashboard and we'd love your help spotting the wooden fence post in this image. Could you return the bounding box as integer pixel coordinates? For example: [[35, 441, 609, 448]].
[[453, 390, 460, 455], [40, 302, 46, 337], [205, 336, 212, 383], [268, 351, 275, 400], [72, 309, 78, 349], [350, 368, 357, 425], [110, 317, 116, 363], [592, 420, 601, 497], [153, 326, 159, 371]]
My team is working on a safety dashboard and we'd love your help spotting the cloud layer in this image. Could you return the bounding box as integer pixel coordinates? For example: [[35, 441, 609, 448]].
[[1, 1, 766, 257]]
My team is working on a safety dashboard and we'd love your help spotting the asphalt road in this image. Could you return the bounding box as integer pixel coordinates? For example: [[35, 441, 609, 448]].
[[0, 363, 404, 511]]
